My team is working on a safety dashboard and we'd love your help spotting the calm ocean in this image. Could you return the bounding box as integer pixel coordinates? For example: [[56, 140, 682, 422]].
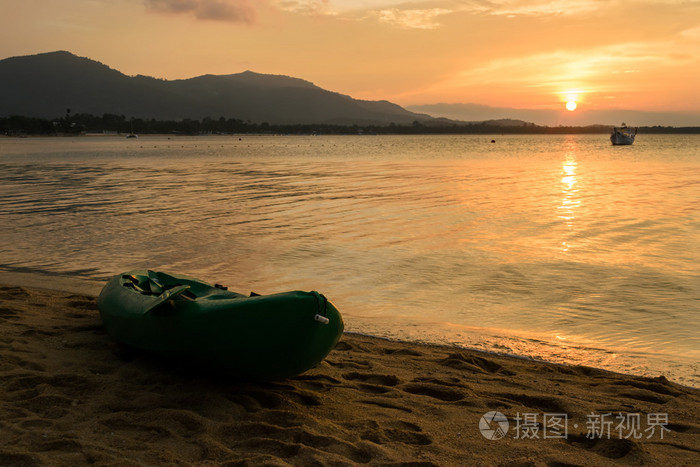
[[1, 134, 698, 386]]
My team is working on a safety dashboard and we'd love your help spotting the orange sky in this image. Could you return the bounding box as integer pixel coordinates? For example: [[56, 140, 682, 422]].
[[1, 0, 699, 124]]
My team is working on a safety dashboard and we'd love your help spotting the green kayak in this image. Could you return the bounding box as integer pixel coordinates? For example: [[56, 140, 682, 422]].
[[97, 270, 343, 380]]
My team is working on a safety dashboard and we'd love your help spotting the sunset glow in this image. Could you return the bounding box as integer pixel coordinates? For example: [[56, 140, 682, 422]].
[[1, 0, 698, 126], [566, 101, 577, 111]]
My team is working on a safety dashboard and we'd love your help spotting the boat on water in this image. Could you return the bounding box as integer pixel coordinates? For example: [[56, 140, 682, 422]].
[[97, 270, 344, 380], [610, 124, 637, 145], [126, 119, 138, 138]]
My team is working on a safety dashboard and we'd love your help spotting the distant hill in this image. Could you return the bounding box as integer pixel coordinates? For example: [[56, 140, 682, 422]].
[[0, 51, 434, 125], [407, 102, 700, 128], [407, 103, 553, 126]]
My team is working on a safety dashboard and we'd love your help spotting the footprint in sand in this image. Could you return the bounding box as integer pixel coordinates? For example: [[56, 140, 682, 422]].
[[401, 381, 465, 402], [359, 399, 413, 413], [617, 389, 670, 405], [334, 341, 354, 351], [291, 374, 342, 392], [4, 374, 46, 392], [227, 390, 285, 412], [342, 372, 400, 395], [227, 386, 322, 413], [20, 328, 61, 337], [494, 392, 569, 414], [66, 299, 99, 311], [665, 422, 700, 434], [438, 352, 515, 376], [345, 419, 432, 446], [60, 323, 104, 333], [357, 383, 395, 395], [0, 452, 40, 465], [0, 306, 21, 320], [326, 359, 373, 370], [619, 378, 684, 397], [18, 418, 54, 429], [0, 286, 30, 299], [383, 420, 432, 446], [3, 354, 46, 372], [382, 347, 422, 357], [34, 437, 83, 453], [101, 415, 173, 441], [18, 394, 73, 419], [222, 422, 374, 463], [342, 371, 400, 386], [567, 433, 651, 462]]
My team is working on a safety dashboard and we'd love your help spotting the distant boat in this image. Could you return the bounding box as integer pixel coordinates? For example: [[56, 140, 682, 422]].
[[610, 124, 636, 145], [126, 119, 138, 138]]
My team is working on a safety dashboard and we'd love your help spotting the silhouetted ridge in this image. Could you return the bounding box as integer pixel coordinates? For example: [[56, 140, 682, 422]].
[[0, 51, 432, 125]]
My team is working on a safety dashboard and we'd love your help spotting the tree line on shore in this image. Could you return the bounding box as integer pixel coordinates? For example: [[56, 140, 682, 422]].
[[2, 113, 698, 136]]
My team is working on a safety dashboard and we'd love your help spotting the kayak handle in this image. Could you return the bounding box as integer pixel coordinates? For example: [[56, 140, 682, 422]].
[[314, 314, 330, 325]]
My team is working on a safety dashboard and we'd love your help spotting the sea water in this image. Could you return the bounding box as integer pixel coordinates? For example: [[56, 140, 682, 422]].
[[1, 134, 698, 386]]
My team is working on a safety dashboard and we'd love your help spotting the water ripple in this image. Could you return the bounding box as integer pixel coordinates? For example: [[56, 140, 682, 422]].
[[1, 134, 698, 385]]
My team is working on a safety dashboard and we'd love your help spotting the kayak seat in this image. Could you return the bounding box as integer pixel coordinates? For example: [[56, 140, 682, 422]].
[[147, 280, 163, 295], [122, 274, 140, 285], [162, 283, 197, 300], [123, 281, 148, 294], [122, 277, 200, 300]]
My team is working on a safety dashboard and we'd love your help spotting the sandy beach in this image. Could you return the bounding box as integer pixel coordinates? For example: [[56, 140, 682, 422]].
[[0, 284, 698, 466]]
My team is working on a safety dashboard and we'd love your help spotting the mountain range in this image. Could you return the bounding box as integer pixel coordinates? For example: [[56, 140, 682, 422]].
[[1, 52, 696, 128], [0, 51, 438, 126]]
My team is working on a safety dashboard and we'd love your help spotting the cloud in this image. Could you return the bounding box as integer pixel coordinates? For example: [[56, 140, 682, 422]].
[[476, 0, 697, 18], [276, 0, 332, 15], [144, 0, 259, 23], [679, 25, 700, 41], [481, 0, 603, 17], [376, 8, 451, 29]]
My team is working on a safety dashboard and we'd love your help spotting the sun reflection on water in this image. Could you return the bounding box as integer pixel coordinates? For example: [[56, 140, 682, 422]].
[[557, 153, 581, 252]]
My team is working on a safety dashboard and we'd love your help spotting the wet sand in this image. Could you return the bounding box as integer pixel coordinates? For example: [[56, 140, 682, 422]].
[[0, 284, 698, 466]]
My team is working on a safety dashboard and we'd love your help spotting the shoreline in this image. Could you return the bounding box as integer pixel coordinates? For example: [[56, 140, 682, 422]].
[[346, 330, 700, 390], [1, 284, 698, 465], [1, 269, 696, 389]]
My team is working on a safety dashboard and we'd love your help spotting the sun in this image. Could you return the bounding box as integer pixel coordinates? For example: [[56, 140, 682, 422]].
[[566, 101, 577, 111]]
